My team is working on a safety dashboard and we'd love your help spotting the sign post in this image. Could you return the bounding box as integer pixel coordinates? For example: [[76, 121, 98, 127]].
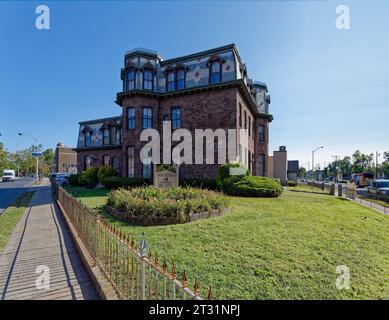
[[153, 164, 179, 189]]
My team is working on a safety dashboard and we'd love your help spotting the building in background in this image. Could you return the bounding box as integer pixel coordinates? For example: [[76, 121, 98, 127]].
[[53, 142, 78, 174], [287, 160, 299, 182], [272, 146, 287, 185], [75, 44, 273, 179]]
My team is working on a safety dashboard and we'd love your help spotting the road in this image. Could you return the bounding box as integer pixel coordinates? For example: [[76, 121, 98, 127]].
[[0, 178, 35, 215]]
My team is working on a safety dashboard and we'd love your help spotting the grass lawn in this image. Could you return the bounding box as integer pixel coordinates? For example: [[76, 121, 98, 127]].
[[65, 186, 389, 299], [0, 191, 35, 252]]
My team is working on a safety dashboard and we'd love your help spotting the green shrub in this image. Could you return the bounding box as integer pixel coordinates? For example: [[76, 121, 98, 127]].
[[287, 180, 297, 187], [226, 176, 283, 197], [180, 178, 219, 190], [101, 176, 150, 189], [78, 167, 99, 187], [97, 165, 117, 183], [108, 187, 228, 220], [216, 161, 248, 190], [68, 174, 80, 186]]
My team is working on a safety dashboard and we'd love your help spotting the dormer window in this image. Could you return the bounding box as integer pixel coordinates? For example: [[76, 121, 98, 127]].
[[167, 71, 175, 91], [143, 69, 153, 90], [126, 69, 136, 91], [176, 69, 185, 90], [110, 127, 116, 145], [103, 129, 109, 145], [85, 131, 91, 147], [210, 61, 221, 83]]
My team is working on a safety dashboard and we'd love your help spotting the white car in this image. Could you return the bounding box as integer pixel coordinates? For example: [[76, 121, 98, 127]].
[[2, 170, 16, 182]]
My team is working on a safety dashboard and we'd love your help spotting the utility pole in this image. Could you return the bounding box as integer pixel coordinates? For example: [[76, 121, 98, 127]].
[[332, 155, 340, 183]]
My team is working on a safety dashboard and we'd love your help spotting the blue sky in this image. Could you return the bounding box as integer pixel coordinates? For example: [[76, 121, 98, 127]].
[[0, 0, 388, 169]]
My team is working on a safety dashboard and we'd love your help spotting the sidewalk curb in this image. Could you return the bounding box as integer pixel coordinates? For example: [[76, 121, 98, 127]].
[[55, 199, 119, 300]]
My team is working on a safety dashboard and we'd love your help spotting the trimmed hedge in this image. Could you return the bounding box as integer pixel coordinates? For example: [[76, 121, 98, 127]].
[[97, 165, 117, 183], [216, 162, 248, 190], [225, 176, 283, 197], [101, 176, 150, 189], [287, 180, 297, 187], [68, 174, 80, 186], [180, 178, 219, 190], [78, 167, 99, 187]]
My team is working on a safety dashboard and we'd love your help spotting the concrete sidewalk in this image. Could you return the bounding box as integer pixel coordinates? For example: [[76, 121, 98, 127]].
[[0, 183, 99, 300]]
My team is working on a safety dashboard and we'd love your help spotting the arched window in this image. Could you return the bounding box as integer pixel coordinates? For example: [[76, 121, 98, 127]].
[[115, 128, 121, 144], [176, 69, 185, 90], [85, 155, 91, 170], [210, 61, 221, 83], [103, 155, 110, 166], [103, 129, 109, 145], [166, 71, 175, 91], [110, 127, 116, 145], [126, 69, 136, 91], [143, 69, 153, 90], [112, 156, 120, 175], [85, 131, 91, 147]]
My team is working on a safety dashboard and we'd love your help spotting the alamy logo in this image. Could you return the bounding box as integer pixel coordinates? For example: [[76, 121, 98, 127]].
[[139, 122, 249, 172], [335, 265, 350, 290], [335, 5, 350, 30], [35, 5, 50, 30], [35, 265, 50, 290]]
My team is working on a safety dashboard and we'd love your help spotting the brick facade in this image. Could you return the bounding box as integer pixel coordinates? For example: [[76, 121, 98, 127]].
[[75, 44, 273, 180]]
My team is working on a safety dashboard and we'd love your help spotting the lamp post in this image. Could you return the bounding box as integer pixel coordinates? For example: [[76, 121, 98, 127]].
[[18, 132, 40, 183], [375, 151, 380, 179], [312, 146, 324, 180]]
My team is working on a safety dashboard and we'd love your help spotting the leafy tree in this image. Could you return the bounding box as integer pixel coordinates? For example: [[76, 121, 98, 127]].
[[351, 150, 374, 173], [297, 167, 307, 178]]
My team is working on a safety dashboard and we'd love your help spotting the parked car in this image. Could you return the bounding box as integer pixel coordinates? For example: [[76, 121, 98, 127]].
[[54, 173, 70, 186], [50, 173, 59, 184], [2, 169, 16, 182], [367, 179, 389, 198]]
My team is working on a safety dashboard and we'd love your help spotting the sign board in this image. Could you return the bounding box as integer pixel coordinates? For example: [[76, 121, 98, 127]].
[[153, 165, 178, 189], [32, 152, 42, 157]]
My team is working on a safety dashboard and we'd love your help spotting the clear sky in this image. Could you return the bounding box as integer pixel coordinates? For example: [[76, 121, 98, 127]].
[[1, 0, 388, 169]]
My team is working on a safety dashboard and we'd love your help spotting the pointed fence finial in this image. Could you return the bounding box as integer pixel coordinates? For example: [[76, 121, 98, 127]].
[[155, 253, 159, 267], [171, 260, 176, 279], [131, 236, 135, 248], [207, 286, 213, 300], [181, 271, 187, 288], [162, 256, 167, 273], [140, 232, 147, 258], [194, 278, 200, 296]]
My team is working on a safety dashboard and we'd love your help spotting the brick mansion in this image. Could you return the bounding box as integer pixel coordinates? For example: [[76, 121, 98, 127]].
[[75, 44, 273, 179]]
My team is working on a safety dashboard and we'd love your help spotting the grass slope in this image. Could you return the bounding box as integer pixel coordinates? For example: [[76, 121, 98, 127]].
[[66, 186, 389, 299], [0, 191, 35, 252]]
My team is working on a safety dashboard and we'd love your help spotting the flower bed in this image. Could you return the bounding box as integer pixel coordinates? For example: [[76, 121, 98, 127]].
[[107, 187, 229, 226]]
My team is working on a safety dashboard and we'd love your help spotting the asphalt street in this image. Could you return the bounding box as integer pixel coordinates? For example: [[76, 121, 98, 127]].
[[0, 178, 35, 215]]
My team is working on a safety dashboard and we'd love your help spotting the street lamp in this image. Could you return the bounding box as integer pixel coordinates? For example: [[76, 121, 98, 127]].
[[18, 132, 40, 183], [312, 146, 324, 180]]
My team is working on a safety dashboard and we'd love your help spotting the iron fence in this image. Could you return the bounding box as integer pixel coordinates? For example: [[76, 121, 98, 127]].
[[53, 185, 209, 300], [305, 180, 388, 214]]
